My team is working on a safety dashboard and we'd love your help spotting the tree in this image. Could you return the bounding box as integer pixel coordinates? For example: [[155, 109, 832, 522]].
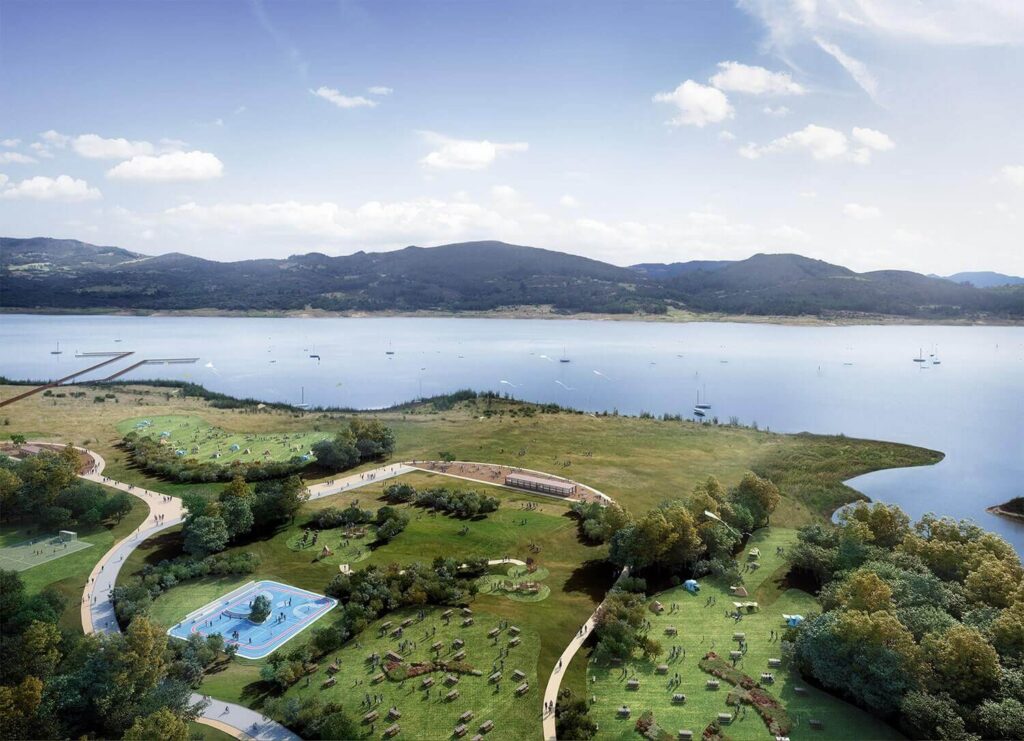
[[18, 620, 62, 681], [839, 502, 911, 548], [249, 594, 271, 624], [922, 624, 1000, 704], [220, 496, 254, 540], [899, 691, 971, 740], [101, 491, 133, 523], [965, 557, 1021, 608], [975, 698, 1024, 741], [0, 675, 43, 740], [836, 571, 894, 613], [555, 690, 597, 741], [9, 433, 26, 446], [312, 434, 359, 471], [991, 601, 1024, 658], [222, 475, 252, 500], [732, 472, 780, 527], [182, 515, 229, 556], [123, 707, 189, 741]]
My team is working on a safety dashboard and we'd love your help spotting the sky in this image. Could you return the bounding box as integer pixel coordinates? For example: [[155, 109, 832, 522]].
[[1, 0, 1023, 274]]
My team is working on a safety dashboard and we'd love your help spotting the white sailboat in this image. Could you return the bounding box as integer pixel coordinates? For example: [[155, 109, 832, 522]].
[[50, 341, 62, 355]]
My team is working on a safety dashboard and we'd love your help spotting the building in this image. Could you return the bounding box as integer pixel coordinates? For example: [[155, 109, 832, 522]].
[[504, 472, 576, 497]]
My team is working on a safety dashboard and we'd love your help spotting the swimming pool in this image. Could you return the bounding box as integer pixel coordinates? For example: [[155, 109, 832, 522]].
[[167, 579, 338, 659]]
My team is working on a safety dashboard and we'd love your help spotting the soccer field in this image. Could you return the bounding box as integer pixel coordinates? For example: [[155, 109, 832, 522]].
[[0, 534, 93, 572]]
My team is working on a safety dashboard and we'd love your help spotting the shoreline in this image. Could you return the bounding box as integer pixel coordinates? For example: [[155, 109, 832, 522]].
[[3, 306, 1023, 327], [986, 504, 1024, 523]]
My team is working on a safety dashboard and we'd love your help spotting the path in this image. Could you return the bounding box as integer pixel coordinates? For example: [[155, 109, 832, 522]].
[[305, 463, 415, 500], [541, 567, 630, 740]]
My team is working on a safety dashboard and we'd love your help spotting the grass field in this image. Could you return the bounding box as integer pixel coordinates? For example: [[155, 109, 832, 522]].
[[585, 528, 902, 740], [0, 491, 149, 631], [282, 604, 543, 741], [0, 532, 94, 572], [116, 413, 331, 466], [188, 721, 236, 740]]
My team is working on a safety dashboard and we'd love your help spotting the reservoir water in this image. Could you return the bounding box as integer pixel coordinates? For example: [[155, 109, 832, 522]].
[[2, 314, 1022, 552]]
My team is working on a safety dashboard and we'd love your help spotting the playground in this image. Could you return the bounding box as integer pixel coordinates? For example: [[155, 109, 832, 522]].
[[167, 580, 338, 659], [117, 414, 332, 466], [0, 531, 92, 572]]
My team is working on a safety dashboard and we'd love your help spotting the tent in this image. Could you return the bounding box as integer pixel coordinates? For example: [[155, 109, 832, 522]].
[[683, 579, 700, 593], [747, 547, 760, 560], [733, 601, 759, 614], [729, 585, 749, 597], [783, 614, 805, 627]]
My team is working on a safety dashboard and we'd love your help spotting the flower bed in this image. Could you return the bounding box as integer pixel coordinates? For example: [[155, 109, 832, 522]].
[[699, 652, 792, 737]]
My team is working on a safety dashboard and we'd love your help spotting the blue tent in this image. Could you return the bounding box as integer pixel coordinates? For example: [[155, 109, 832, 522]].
[[783, 614, 804, 627], [683, 579, 700, 593]]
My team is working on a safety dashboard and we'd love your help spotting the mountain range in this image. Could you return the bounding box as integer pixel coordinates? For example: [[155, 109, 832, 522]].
[[2, 237, 1022, 321]]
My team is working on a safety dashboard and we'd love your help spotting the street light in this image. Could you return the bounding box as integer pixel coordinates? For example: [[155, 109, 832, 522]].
[[703, 509, 742, 538]]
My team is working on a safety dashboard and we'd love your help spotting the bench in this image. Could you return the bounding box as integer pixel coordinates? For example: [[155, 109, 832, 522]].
[[386, 651, 404, 663], [321, 677, 336, 688], [479, 720, 494, 733], [454, 724, 467, 737], [729, 650, 742, 660], [432, 641, 443, 652], [509, 625, 521, 635], [445, 674, 459, 685], [462, 618, 474, 627], [706, 680, 720, 690], [768, 658, 782, 667], [665, 626, 677, 636], [385, 724, 400, 737], [515, 682, 529, 695], [400, 618, 414, 628], [421, 677, 434, 688], [678, 732, 693, 740], [489, 671, 502, 683], [488, 627, 500, 638], [512, 670, 526, 681], [672, 693, 686, 704], [362, 711, 379, 723], [381, 621, 393, 631], [459, 711, 474, 723], [617, 706, 631, 718], [508, 637, 520, 647], [446, 689, 460, 701], [391, 628, 403, 638], [453, 650, 467, 661], [373, 673, 385, 683], [462, 607, 473, 616], [718, 713, 733, 725], [626, 679, 640, 690], [441, 609, 453, 619], [656, 664, 669, 674], [453, 639, 465, 649], [387, 708, 401, 720], [733, 632, 745, 641]]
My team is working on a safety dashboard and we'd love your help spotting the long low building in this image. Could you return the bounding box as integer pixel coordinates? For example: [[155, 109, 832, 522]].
[[504, 472, 577, 497]]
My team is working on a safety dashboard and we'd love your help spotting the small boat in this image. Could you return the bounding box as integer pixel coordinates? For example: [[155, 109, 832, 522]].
[[931, 345, 942, 365], [309, 354, 320, 361], [559, 347, 571, 363], [693, 408, 706, 418], [385, 340, 395, 355], [50, 341, 62, 355], [913, 348, 926, 363], [295, 386, 310, 410], [695, 385, 711, 410]]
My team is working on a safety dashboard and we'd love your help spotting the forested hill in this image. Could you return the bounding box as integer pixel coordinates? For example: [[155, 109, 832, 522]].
[[2, 236, 1023, 320]]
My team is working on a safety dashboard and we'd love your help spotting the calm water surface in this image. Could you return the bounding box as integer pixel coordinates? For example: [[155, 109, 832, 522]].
[[3, 314, 1022, 552]]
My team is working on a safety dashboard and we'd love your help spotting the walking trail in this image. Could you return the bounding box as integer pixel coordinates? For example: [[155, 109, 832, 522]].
[[60, 444, 612, 740]]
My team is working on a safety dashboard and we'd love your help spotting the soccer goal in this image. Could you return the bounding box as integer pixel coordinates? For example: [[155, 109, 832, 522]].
[[59, 530, 78, 542]]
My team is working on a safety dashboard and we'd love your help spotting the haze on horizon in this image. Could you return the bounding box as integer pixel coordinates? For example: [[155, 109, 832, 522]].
[[1, 0, 1023, 275]]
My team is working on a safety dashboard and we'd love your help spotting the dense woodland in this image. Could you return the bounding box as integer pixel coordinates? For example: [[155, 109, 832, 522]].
[[4, 237, 1023, 319]]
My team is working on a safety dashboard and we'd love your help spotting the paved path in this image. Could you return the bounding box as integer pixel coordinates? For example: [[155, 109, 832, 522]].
[[305, 463, 415, 500]]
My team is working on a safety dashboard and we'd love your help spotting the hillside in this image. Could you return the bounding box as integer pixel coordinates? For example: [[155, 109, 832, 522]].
[[2, 237, 1022, 320], [943, 271, 1024, 288]]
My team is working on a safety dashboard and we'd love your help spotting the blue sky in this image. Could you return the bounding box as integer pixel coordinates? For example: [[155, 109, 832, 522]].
[[1, 0, 1022, 273]]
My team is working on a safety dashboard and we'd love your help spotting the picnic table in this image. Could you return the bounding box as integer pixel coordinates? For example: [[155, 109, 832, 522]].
[[446, 689, 460, 701], [363, 710, 379, 723], [479, 720, 494, 733], [512, 669, 526, 681], [459, 711, 474, 722], [454, 724, 467, 737], [626, 679, 640, 690], [463, 618, 474, 627], [385, 723, 400, 737], [488, 627, 500, 638], [672, 693, 686, 704], [656, 664, 669, 674], [515, 682, 529, 695], [453, 650, 467, 661], [706, 680, 720, 690], [617, 706, 631, 718], [421, 677, 434, 688]]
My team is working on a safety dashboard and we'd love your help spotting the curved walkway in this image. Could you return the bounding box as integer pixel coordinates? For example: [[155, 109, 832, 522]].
[[59, 445, 613, 740]]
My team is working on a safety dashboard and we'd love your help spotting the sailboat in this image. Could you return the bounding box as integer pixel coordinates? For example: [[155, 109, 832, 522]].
[[308, 343, 320, 361], [695, 385, 711, 410], [559, 347, 571, 363], [295, 386, 310, 410], [50, 341, 62, 355], [932, 346, 942, 365], [385, 340, 395, 356], [912, 348, 926, 363]]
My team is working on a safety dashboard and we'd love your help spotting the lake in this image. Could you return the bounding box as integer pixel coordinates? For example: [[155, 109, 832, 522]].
[[2, 313, 1022, 552]]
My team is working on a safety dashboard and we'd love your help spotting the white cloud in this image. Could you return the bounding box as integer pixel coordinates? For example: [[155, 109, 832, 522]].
[[72, 133, 156, 159], [0, 174, 7, 188], [368, 86, 393, 96], [762, 105, 790, 117], [815, 38, 879, 100], [107, 150, 224, 182], [738, 0, 1024, 47], [311, 86, 378, 109], [39, 130, 70, 148], [29, 142, 55, 158], [709, 61, 805, 95], [559, 194, 580, 208], [1001, 165, 1024, 187], [653, 80, 734, 127], [0, 152, 37, 164], [843, 202, 882, 220], [718, 130, 737, 141], [851, 127, 895, 151], [740, 124, 894, 163], [1, 139, 20, 147], [1, 174, 101, 201], [419, 132, 528, 170]]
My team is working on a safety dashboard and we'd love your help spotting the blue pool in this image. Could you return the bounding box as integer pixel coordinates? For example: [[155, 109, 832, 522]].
[[167, 580, 338, 659]]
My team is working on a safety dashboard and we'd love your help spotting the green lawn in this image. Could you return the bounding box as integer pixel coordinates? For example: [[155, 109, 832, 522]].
[[282, 605, 543, 741], [188, 721, 236, 740], [1, 490, 149, 631], [116, 413, 332, 466], [586, 528, 903, 740]]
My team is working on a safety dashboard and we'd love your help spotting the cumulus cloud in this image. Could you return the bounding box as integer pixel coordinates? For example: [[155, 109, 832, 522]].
[[1, 174, 101, 201], [559, 194, 580, 208], [72, 133, 156, 159], [367, 86, 393, 96], [1002, 165, 1024, 187], [709, 61, 805, 95], [718, 130, 737, 142], [740, 124, 894, 163], [653, 80, 734, 127], [1, 139, 20, 147], [419, 132, 528, 170], [763, 106, 790, 117], [843, 203, 882, 220], [107, 150, 224, 182], [39, 130, 70, 148], [0, 152, 37, 164], [311, 86, 378, 109]]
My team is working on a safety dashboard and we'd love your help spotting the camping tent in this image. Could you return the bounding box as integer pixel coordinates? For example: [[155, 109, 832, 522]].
[[748, 547, 760, 560], [733, 601, 759, 613], [729, 585, 749, 597], [684, 579, 700, 593], [783, 614, 804, 627]]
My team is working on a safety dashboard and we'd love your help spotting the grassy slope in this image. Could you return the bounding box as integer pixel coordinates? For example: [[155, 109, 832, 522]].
[[586, 528, 901, 741], [0, 490, 149, 631]]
